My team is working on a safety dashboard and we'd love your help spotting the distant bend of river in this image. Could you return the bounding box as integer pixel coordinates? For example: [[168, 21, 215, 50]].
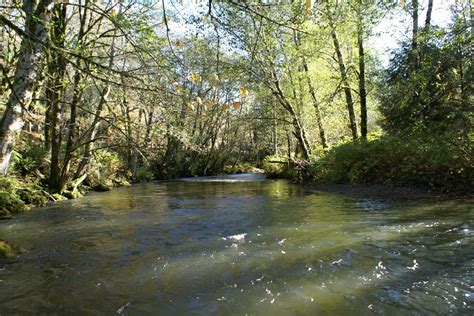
[[0, 174, 473, 314]]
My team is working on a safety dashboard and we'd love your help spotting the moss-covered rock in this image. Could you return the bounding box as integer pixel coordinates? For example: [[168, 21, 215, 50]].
[[18, 188, 48, 207], [0, 240, 16, 258], [113, 177, 131, 187], [63, 189, 83, 200], [92, 183, 111, 192], [0, 191, 26, 214], [52, 193, 68, 201], [0, 208, 12, 220]]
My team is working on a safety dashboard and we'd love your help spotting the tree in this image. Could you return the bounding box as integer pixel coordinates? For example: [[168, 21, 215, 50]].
[[0, 0, 55, 176]]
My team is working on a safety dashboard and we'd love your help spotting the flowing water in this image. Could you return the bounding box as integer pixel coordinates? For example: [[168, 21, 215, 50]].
[[0, 174, 473, 315]]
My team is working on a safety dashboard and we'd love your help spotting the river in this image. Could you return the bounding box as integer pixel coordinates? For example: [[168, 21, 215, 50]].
[[0, 174, 472, 314]]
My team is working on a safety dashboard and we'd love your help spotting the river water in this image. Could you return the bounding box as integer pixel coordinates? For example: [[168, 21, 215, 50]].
[[0, 174, 472, 315]]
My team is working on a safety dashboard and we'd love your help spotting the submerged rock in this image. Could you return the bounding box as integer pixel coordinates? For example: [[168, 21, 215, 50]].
[[0, 191, 26, 214]]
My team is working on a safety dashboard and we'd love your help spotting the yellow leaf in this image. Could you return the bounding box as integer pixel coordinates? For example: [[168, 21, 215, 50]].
[[187, 102, 195, 111], [196, 96, 202, 105], [222, 104, 229, 111], [210, 73, 219, 83], [400, 0, 405, 6], [110, 9, 118, 17], [232, 101, 241, 110], [175, 85, 183, 92], [190, 73, 201, 82], [304, 0, 313, 13], [209, 100, 218, 106], [239, 87, 249, 95], [175, 40, 184, 48]]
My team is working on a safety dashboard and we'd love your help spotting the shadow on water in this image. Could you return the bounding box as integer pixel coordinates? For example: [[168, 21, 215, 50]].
[[0, 175, 472, 314]]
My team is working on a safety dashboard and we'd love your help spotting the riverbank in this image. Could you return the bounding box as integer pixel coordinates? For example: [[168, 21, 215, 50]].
[[263, 134, 474, 196]]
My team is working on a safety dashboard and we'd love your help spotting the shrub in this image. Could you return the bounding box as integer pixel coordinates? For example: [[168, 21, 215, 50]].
[[310, 133, 473, 192], [0, 192, 26, 214]]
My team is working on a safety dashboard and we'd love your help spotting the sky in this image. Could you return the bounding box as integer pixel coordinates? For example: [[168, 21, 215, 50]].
[[162, 0, 459, 67], [372, 0, 457, 66]]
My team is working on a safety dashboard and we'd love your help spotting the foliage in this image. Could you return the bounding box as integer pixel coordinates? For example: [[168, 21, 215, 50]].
[[90, 149, 126, 187], [310, 133, 473, 192], [380, 28, 472, 136], [0, 191, 26, 214], [262, 156, 298, 179]]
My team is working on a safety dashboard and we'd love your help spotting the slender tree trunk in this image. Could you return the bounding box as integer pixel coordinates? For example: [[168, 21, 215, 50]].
[[331, 26, 358, 140], [0, 0, 54, 176], [75, 3, 118, 179], [357, 0, 368, 140], [302, 60, 328, 149], [60, 0, 89, 189], [74, 85, 110, 179], [412, 0, 419, 50], [425, 0, 433, 31], [273, 107, 279, 156], [291, 29, 328, 149], [48, 3, 68, 192], [271, 71, 311, 159]]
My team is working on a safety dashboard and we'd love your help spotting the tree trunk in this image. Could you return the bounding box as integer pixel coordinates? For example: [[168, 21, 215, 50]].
[[412, 0, 419, 50], [357, 0, 368, 140], [273, 107, 279, 156], [331, 26, 358, 140], [60, 0, 90, 189], [271, 71, 311, 159], [48, 3, 68, 192], [302, 60, 328, 149], [0, 0, 54, 176], [425, 0, 433, 31]]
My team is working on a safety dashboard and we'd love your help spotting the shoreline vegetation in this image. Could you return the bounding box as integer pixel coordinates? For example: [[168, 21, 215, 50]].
[[1, 131, 472, 220]]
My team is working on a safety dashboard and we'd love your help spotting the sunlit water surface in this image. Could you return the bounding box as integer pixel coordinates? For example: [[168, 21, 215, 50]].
[[0, 174, 473, 315]]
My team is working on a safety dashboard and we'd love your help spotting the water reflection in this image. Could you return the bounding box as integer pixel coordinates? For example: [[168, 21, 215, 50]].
[[0, 176, 472, 314]]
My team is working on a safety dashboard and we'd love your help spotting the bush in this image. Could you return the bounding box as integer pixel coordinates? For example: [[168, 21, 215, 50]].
[[223, 162, 259, 174], [0, 192, 26, 214], [134, 165, 155, 182], [310, 134, 473, 192], [17, 188, 49, 207], [0, 177, 20, 193], [262, 156, 298, 179]]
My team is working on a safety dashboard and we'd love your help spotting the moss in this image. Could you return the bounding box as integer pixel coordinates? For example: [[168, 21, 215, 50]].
[[52, 193, 68, 201], [0, 240, 16, 258], [0, 208, 12, 220], [0, 191, 26, 214], [92, 183, 111, 192], [0, 177, 19, 193], [113, 177, 131, 187], [62, 190, 83, 200], [17, 189, 48, 207]]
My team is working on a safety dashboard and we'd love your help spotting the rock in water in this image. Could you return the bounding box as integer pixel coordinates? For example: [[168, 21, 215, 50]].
[[93, 184, 111, 192], [0, 240, 16, 258]]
